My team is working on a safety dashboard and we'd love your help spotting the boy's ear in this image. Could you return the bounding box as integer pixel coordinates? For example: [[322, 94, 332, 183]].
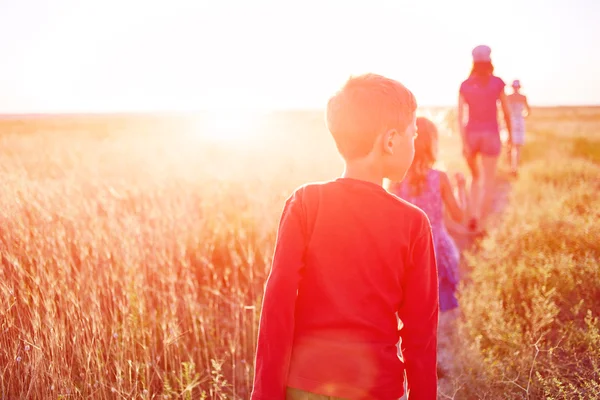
[[382, 128, 397, 155]]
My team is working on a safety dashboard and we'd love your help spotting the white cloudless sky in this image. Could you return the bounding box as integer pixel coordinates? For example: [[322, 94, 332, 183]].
[[0, 0, 599, 112]]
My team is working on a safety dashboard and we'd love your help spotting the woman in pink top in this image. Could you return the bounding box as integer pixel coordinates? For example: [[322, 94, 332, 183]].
[[458, 45, 512, 231]]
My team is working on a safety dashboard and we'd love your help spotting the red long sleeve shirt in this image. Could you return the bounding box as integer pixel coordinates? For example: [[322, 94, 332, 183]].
[[251, 178, 438, 400]]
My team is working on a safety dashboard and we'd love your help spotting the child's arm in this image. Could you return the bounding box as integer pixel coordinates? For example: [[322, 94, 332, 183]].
[[440, 171, 466, 223], [251, 190, 306, 400], [398, 216, 438, 399], [524, 95, 531, 117]]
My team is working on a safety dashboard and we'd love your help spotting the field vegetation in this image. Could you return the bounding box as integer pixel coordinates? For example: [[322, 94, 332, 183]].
[[1, 107, 598, 399]]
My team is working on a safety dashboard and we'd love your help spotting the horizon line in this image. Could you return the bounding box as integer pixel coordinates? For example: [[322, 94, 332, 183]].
[[1, 103, 600, 117]]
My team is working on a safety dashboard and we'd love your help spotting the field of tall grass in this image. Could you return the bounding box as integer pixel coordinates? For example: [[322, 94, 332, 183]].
[[1, 107, 598, 399], [440, 107, 600, 399]]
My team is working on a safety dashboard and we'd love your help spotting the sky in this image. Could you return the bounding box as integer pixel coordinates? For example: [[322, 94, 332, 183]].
[[0, 0, 599, 112]]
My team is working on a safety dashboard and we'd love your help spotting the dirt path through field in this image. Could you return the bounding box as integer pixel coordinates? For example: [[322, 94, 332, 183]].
[[436, 173, 513, 398]]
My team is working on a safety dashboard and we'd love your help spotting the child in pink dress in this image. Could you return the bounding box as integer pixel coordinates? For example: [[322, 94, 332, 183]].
[[392, 117, 467, 312]]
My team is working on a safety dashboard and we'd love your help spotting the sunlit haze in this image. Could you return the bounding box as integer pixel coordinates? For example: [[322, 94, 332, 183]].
[[1, 0, 599, 112]]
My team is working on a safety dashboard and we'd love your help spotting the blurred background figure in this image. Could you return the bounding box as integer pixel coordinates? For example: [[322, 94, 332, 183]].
[[507, 79, 531, 176], [458, 45, 512, 232]]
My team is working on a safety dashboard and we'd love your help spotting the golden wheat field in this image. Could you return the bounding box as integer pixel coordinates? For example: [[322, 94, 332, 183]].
[[1, 107, 599, 399]]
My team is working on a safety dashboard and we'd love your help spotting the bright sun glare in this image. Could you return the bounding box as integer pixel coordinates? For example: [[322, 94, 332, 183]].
[[200, 110, 263, 144]]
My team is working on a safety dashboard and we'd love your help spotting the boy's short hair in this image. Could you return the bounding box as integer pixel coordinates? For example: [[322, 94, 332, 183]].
[[326, 73, 417, 160]]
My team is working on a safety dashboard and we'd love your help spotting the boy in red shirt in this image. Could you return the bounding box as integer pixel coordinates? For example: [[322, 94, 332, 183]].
[[251, 74, 439, 400]]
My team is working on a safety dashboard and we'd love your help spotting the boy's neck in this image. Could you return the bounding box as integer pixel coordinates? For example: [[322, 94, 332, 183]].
[[342, 159, 384, 186]]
